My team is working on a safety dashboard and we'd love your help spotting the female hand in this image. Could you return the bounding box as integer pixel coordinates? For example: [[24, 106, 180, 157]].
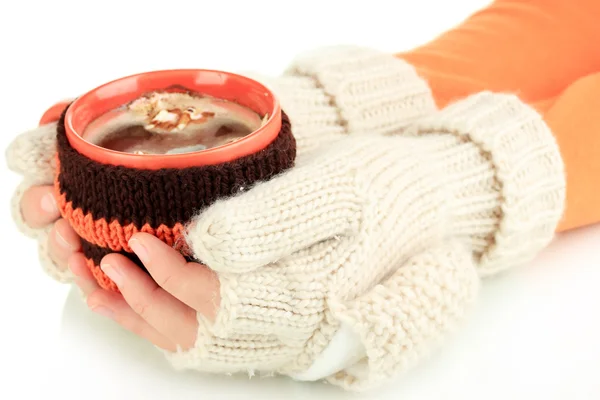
[[70, 232, 219, 352], [50, 91, 563, 392]]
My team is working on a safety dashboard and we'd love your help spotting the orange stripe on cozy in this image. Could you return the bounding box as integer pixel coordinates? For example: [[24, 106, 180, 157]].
[[86, 258, 120, 292], [54, 176, 190, 254]]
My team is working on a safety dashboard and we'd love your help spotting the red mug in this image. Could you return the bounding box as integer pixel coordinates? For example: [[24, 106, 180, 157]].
[[40, 70, 296, 291]]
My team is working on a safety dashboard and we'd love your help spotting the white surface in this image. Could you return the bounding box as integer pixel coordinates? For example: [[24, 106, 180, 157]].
[[1, 0, 599, 399]]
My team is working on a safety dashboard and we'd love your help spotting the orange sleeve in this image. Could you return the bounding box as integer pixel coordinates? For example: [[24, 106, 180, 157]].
[[532, 73, 600, 232], [399, 0, 600, 108], [397, 0, 600, 232]]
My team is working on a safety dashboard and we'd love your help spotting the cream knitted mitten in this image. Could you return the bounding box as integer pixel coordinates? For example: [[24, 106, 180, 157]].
[[5, 45, 436, 283], [164, 91, 565, 391]]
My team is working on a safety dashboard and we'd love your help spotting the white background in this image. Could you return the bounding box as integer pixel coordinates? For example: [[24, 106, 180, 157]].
[[1, 1, 599, 399]]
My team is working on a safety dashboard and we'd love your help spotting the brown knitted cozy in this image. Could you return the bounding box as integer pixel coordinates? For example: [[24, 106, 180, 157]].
[[53, 105, 296, 291]]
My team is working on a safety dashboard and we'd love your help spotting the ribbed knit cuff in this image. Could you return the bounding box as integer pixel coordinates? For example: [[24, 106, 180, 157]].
[[407, 92, 566, 275], [165, 327, 297, 375], [241, 46, 436, 158], [285, 46, 437, 135]]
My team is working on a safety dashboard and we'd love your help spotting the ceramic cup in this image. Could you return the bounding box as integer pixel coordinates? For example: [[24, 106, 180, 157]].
[[41, 70, 296, 291]]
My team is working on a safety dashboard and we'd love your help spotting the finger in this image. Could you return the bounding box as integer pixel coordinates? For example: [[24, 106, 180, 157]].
[[100, 253, 197, 349], [20, 185, 60, 228], [69, 252, 93, 280], [86, 288, 177, 352], [48, 219, 81, 268], [69, 252, 99, 296], [6, 123, 57, 180], [128, 233, 219, 320], [186, 160, 361, 273]]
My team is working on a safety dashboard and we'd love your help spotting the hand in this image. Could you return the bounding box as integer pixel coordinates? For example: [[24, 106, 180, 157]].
[[67, 128, 482, 383], [91, 92, 563, 391], [70, 233, 219, 352], [100, 130, 486, 386]]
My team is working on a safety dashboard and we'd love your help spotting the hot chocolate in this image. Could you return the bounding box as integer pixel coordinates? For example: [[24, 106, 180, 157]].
[[84, 91, 267, 155]]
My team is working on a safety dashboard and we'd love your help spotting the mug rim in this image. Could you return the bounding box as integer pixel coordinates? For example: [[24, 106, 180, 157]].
[[63, 69, 282, 170]]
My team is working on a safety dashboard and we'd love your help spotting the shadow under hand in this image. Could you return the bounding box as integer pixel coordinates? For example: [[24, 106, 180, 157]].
[[59, 287, 350, 400]]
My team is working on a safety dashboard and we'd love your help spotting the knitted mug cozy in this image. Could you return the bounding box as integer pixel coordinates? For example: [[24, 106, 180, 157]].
[[53, 105, 296, 291]]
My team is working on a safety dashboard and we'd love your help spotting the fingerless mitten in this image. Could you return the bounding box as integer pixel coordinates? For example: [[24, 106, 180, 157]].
[[162, 92, 565, 391]]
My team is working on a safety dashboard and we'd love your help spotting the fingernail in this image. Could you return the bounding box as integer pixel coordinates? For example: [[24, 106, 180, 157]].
[[55, 228, 77, 251], [129, 238, 149, 264], [40, 192, 58, 215], [68, 259, 81, 276], [91, 305, 114, 319], [101, 263, 123, 287], [75, 277, 97, 295]]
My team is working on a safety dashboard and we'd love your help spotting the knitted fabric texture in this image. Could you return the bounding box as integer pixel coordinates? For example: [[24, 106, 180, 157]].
[[5, 46, 567, 391], [241, 45, 437, 160], [7, 45, 436, 285], [164, 91, 565, 391], [54, 106, 296, 291], [403, 92, 566, 276]]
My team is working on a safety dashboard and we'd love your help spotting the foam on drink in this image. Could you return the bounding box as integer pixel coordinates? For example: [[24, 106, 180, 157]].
[[84, 91, 267, 155]]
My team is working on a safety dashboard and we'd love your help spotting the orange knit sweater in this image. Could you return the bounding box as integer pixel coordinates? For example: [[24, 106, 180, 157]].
[[397, 0, 600, 232]]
